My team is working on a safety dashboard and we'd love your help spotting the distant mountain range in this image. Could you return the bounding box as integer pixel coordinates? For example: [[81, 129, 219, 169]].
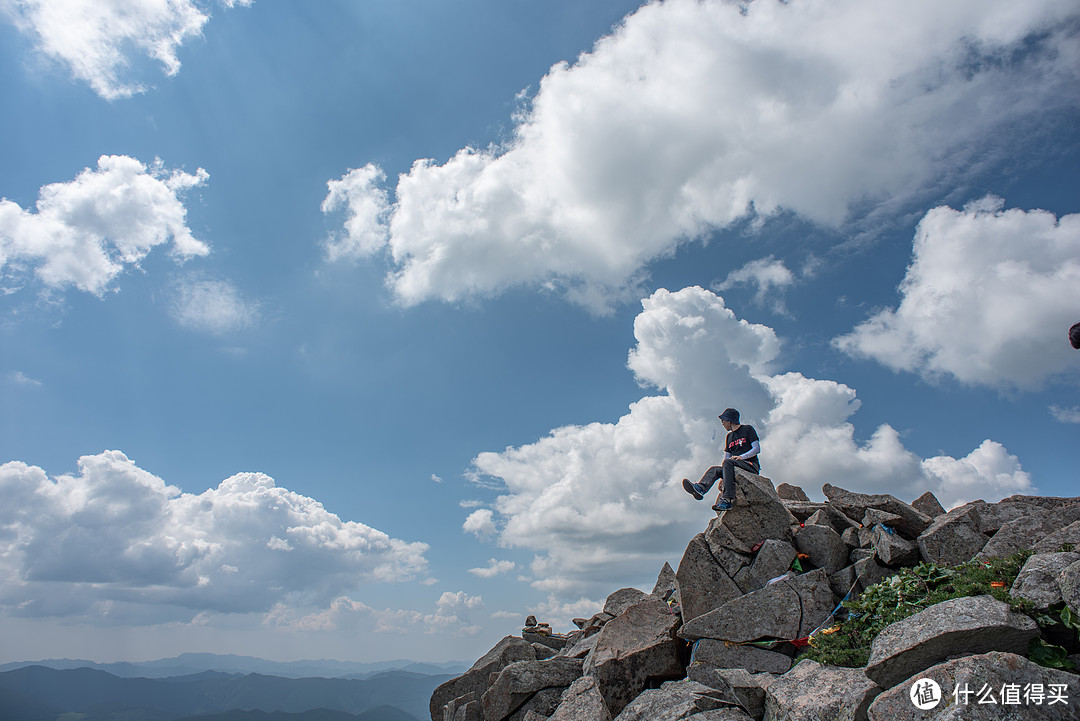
[[0, 661, 463, 721], [0, 652, 468, 680]]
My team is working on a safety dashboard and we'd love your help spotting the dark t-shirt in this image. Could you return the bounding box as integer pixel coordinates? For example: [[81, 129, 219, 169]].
[[725, 424, 761, 471]]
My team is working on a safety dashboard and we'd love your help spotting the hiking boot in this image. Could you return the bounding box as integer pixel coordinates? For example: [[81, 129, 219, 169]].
[[712, 498, 733, 512], [681, 478, 704, 500]]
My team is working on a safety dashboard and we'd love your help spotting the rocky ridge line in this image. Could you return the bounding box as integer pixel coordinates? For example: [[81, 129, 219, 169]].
[[432, 468, 1080, 721]]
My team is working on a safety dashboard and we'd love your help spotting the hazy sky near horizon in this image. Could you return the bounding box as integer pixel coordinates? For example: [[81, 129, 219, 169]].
[[1, 0, 1078, 665]]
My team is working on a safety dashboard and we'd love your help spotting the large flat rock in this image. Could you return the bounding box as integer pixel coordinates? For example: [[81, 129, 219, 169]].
[[867, 651, 1080, 720], [583, 598, 685, 715], [917, 506, 989, 566], [864, 595, 1039, 689], [548, 676, 612, 721], [431, 636, 537, 721], [1010, 552, 1080, 609], [764, 659, 881, 721], [481, 656, 583, 721], [611, 679, 726, 721], [977, 504, 1080, 559], [680, 568, 836, 643], [691, 637, 793, 674], [676, 533, 744, 622]]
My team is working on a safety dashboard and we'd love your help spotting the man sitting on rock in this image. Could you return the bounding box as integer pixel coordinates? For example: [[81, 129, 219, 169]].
[[682, 407, 761, 512]]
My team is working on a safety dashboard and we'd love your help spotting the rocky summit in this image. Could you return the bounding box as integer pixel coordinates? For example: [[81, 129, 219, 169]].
[[431, 468, 1080, 721]]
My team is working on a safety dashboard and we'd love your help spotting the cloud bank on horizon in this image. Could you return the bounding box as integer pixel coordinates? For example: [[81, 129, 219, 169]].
[[323, 0, 1080, 313], [0, 451, 432, 625]]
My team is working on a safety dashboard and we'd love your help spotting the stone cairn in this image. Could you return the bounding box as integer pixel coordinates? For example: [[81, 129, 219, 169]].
[[431, 468, 1080, 721]]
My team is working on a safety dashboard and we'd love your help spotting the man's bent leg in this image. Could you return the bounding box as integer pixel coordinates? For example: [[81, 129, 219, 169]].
[[697, 466, 723, 493]]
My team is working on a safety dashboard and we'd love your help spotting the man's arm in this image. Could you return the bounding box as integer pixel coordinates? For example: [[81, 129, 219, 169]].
[[737, 440, 760, 460]]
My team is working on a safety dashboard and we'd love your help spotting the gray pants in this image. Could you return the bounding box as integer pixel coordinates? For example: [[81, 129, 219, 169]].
[[698, 458, 758, 501]]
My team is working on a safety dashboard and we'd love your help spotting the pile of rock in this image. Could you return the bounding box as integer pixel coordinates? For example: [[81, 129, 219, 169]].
[[432, 468, 1080, 721]]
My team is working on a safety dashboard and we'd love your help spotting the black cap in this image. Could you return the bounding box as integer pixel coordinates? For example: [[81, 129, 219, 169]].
[[1071, 322, 1080, 350], [718, 408, 740, 423]]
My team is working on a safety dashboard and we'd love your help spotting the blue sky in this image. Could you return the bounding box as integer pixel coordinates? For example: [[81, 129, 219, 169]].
[[0, 0, 1078, 666]]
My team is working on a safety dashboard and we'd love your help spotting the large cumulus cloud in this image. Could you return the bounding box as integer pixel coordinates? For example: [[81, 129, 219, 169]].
[[0, 451, 428, 623], [465, 286, 1031, 610], [0, 155, 209, 295], [324, 0, 1080, 311], [835, 198, 1080, 390]]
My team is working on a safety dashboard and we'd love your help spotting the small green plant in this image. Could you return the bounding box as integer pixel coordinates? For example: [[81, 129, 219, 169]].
[[801, 551, 1033, 668], [1029, 637, 1077, 671]]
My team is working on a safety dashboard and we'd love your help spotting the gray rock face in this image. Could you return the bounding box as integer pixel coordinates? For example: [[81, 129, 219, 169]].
[[910, 491, 946, 518], [862, 508, 903, 528], [776, 483, 809, 501], [604, 587, 653, 617], [481, 656, 583, 721], [977, 504, 1080, 559], [1011, 552, 1080, 609], [1033, 519, 1080, 552], [867, 651, 1080, 721], [431, 636, 537, 721], [445, 693, 480, 721], [733, 539, 797, 594], [1060, 560, 1080, 614], [822, 484, 932, 539], [548, 676, 612, 721], [870, 524, 919, 566], [917, 506, 989, 566], [652, 562, 677, 600], [691, 637, 793, 674], [680, 568, 836, 643], [584, 599, 685, 715], [764, 659, 881, 721], [688, 667, 769, 720], [864, 595, 1039, 689], [561, 632, 600, 659], [781, 501, 828, 522], [509, 687, 566, 721], [852, 556, 895, 593], [680, 710, 754, 721], [612, 679, 725, 721], [707, 470, 797, 550], [794, 523, 849, 574], [676, 533, 744, 622]]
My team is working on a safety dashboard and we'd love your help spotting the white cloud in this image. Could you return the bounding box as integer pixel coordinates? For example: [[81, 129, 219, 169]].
[[0, 451, 428, 623], [922, 440, 1031, 509], [0, 155, 209, 295], [467, 286, 1033, 612], [171, 276, 260, 334], [712, 256, 795, 314], [7, 370, 42, 386], [321, 164, 391, 262], [462, 509, 497, 538], [264, 590, 483, 637], [2, 0, 252, 100], [835, 198, 1080, 390], [327, 0, 1080, 311], [1050, 406, 1080, 424], [468, 559, 516, 578]]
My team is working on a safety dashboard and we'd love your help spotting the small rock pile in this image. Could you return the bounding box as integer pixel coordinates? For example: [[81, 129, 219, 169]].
[[431, 468, 1080, 720]]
